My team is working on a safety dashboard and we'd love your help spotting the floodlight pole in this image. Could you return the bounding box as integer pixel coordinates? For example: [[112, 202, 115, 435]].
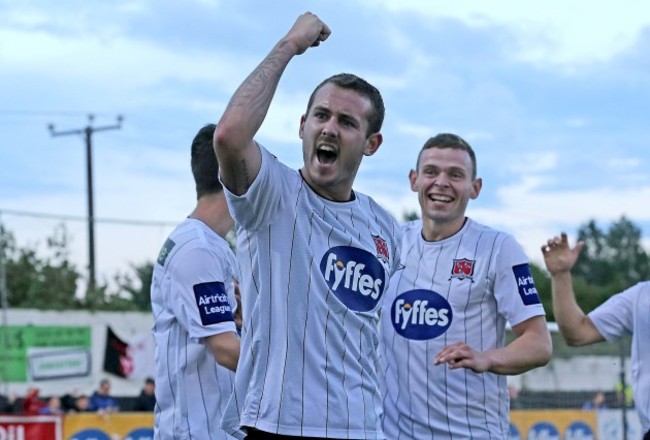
[[48, 114, 123, 294]]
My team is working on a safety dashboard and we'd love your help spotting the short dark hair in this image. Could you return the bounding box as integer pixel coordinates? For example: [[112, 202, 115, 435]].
[[417, 133, 478, 179], [191, 124, 223, 199], [305, 73, 385, 137]]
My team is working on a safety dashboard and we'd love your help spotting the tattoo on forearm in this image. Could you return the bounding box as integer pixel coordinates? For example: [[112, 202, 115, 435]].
[[224, 158, 252, 193], [226, 46, 290, 123]]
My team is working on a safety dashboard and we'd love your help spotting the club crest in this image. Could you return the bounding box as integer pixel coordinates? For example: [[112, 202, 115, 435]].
[[372, 234, 390, 263], [450, 258, 475, 281]]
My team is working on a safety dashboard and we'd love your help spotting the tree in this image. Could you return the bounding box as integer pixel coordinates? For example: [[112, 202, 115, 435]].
[[534, 216, 650, 321], [402, 210, 419, 222], [1, 223, 81, 310], [574, 216, 650, 292], [1, 221, 153, 311], [110, 261, 154, 311]]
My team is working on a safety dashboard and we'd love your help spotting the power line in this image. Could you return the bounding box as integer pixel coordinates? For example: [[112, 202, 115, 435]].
[[0, 208, 178, 227]]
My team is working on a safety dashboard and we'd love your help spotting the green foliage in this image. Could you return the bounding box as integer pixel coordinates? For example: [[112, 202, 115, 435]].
[[402, 210, 420, 222], [110, 261, 154, 311], [1, 223, 82, 310], [0, 222, 153, 311], [574, 216, 650, 292], [533, 215, 649, 322]]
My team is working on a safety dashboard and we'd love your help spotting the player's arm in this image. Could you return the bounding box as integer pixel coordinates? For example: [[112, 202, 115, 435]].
[[488, 315, 552, 374], [214, 12, 331, 196], [434, 316, 552, 375], [205, 331, 240, 372], [541, 232, 605, 346]]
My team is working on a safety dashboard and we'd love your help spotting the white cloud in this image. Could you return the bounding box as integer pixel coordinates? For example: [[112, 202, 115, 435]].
[[363, 0, 650, 65]]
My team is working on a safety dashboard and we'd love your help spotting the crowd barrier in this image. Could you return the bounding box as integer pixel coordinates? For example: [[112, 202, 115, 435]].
[[510, 408, 641, 440], [0, 409, 642, 439], [0, 413, 152, 440]]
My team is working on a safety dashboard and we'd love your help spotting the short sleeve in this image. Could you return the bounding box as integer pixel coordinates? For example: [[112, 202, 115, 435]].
[[222, 145, 292, 231], [493, 234, 546, 327], [168, 246, 237, 340], [588, 284, 638, 341]]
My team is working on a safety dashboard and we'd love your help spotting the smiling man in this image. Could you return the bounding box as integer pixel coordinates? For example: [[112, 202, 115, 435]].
[[380, 133, 552, 439], [214, 12, 401, 440]]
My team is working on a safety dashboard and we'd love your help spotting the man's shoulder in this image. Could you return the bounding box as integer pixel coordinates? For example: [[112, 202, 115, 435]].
[[355, 192, 399, 223], [465, 218, 516, 242]]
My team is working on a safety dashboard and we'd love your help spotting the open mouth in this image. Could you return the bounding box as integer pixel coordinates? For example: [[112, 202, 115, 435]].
[[317, 145, 338, 164], [429, 194, 453, 203]]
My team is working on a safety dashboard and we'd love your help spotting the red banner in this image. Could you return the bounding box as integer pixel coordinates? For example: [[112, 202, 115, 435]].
[[0, 415, 62, 440]]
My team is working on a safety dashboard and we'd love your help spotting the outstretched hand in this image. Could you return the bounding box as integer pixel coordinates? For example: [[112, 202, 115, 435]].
[[284, 12, 331, 55], [541, 232, 584, 275], [434, 342, 491, 373]]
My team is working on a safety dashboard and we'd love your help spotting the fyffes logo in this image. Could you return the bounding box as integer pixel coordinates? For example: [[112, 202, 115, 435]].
[[391, 289, 452, 340], [320, 246, 385, 311]]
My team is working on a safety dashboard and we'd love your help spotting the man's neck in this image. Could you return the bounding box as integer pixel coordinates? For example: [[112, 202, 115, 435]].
[[421, 217, 467, 242], [189, 192, 234, 239]]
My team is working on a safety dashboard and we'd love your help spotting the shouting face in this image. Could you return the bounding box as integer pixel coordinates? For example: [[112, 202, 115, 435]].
[[299, 82, 382, 201]]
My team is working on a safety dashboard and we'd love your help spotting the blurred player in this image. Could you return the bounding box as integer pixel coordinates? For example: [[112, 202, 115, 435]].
[[214, 12, 401, 440], [542, 232, 650, 439], [151, 124, 240, 440], [381, 133, 552, 438]]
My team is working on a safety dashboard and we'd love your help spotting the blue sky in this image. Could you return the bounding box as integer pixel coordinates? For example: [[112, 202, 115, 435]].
[[2, 0, 650, 291]]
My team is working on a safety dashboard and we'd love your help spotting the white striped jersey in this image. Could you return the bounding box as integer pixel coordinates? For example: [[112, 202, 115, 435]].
[[588, 281, 650, 434], [151, 218, 240, 440], [380, 219, 545, 439], [220, 145, 401, 439]]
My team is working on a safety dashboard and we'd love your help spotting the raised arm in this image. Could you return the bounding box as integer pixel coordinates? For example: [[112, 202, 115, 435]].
[[214, 12, 331, 195], [541, 232, 605, 346]]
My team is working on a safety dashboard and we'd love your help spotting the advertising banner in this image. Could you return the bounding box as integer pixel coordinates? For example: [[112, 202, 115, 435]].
[[0, 415, 62, 440], [510, 409, 597, 439], [0, 326, 91, 382], [63, 413, 153, 440]]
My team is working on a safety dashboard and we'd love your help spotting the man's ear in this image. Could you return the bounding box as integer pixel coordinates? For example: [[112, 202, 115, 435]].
[[364, 132, 383, 156], [409, 169, 418, 192], [471, 177, 483, 199], [299, 114, 306, 139]]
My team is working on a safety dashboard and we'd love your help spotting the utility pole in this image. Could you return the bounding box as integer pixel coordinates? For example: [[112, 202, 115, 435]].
[[48, 114, 123, 294]]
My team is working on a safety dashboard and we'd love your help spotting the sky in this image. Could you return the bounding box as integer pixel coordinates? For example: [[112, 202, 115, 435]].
[[2, 0, 650, 293]]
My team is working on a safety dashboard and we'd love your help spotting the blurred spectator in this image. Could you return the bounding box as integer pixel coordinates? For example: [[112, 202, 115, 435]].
[[88, 379, 119, 413], [133, 377, 156, 412], [39, 396, 64, 415], [0, 392, 19, 414], [22, 388, 47, 415], [508, 384, 523, 410], [582, 391, 608, 410], [616, 380, 634, 408], [74, 395, 91, 412]]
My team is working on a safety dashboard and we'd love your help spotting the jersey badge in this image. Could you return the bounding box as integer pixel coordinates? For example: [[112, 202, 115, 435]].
[[449, 258, 475, 282], [513, 263, 541, 305], [156, 238, 175, 266], [372, 234, 390, 264], [193, 281, 234, 325]]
